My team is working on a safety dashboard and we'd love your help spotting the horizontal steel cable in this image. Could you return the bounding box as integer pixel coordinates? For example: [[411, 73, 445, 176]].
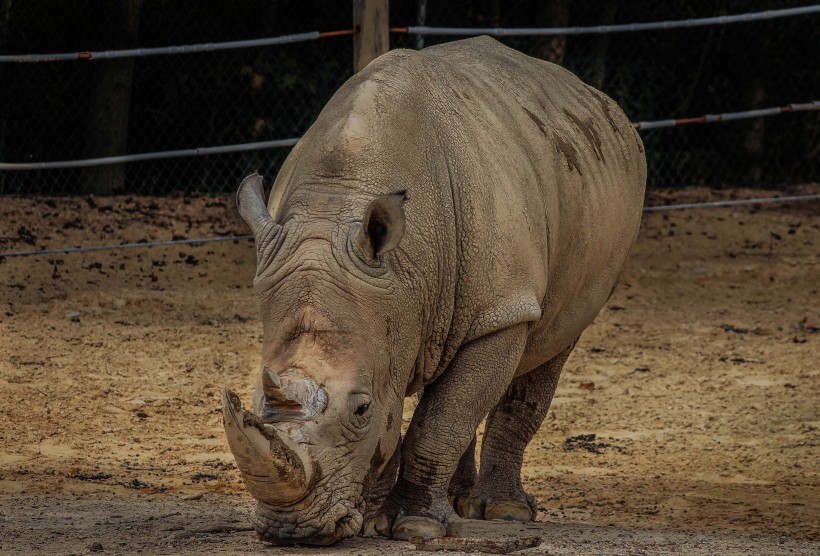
[[1, 195, 818, 258], [3, 5, 816, 63], [641, 193, 820, 212], [633, 101, 820, 130], [0, 236, 253, 258], [1, 101, 816, 171], [390, 4, 820, 36], [0, 138, 301, 170], [0, 29, 355, 63]]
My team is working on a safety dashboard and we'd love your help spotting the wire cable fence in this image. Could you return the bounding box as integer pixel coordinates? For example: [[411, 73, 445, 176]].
[[0, 0, 818, 196], [0, 29, 355, 63], [3, 193, 819, 259], [632, 101, 820, 131], [2, 101, 817, 170], [391, 4, 820, 36]]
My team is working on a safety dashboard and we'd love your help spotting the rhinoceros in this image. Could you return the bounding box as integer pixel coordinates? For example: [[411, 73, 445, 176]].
[[222, 36, 646, 545]]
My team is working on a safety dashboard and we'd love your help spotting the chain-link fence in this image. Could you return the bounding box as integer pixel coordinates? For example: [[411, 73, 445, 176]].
[[0, 0, 818, 195]]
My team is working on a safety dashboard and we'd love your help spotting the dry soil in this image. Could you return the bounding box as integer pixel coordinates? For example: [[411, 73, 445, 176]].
[[0, 186, 818, 555]]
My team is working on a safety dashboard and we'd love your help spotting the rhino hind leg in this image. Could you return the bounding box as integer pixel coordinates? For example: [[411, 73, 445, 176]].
[[457, 341, 576, 522]]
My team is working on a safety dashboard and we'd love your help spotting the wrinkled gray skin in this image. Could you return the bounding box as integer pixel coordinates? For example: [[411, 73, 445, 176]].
[[222, 36, 646, 545]]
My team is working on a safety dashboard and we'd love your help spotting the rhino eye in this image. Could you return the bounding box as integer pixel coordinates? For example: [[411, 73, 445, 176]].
[[349, 393, 373, 429]]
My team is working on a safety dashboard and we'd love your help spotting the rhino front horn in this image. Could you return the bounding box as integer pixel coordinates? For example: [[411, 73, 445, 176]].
[[222, 389, 313, 505]]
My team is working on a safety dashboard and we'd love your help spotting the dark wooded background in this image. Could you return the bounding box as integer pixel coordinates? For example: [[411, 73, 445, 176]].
[[0, 0, 817, 194]]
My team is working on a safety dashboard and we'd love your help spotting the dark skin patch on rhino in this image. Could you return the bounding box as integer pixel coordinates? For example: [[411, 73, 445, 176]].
[[522, 106, 548, 136], [585, 85, 623, 137], [369, 440, 385, 474], [450, 88, 472, 102], [553, 134, 582, 175], [576, 88, 645, 167], [563, 108, 605, 162], [363, 440, 386, 499], [320, 144, 350, 177], [362, 439, 401, 518], [524, 106, 581, 174], [498, 379, 538, 413]]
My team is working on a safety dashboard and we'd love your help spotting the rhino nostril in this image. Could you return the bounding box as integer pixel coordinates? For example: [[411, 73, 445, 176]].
[[268, 398, 303, 412], [261, 396, 304, 421]]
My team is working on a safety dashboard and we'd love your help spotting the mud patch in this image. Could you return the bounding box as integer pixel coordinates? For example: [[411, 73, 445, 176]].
[[66, 473, 113, 481], [563, 108, 604, 161], [563, 433, 625, 455], [553, 134, 582, 175], [523, 105, 585, 176], [584, 85, 624, 137], [413, 534, 542, 554]]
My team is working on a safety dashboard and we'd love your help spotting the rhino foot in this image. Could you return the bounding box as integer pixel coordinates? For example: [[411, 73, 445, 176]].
[[456, 493, 536, 522], [365, 492, 458, 540], [392, 514, 447, 540]]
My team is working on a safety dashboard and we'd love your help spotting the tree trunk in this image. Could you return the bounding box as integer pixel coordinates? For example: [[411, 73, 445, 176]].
[[353, 0, 389, 72], [588, 1, 617, 89], [82, 0, 142, 195], [415, 0, 427, 50], [535, 0, 569, 64], [742, 31, 770, 186], [490, 0, 501, 28], [0, 0, 12, 190], [743, 82, 766, 185], [0, 0, 9, 49]]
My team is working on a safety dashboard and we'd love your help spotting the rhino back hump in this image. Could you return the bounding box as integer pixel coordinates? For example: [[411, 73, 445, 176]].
[[414, 37, 647, 369]]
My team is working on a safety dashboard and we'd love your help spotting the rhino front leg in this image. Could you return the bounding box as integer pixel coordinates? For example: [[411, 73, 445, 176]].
[[362, 437, 402, 531], [373, 324, 530, 540], [448, 434, 477, 506], [457, 341, 576, 522]]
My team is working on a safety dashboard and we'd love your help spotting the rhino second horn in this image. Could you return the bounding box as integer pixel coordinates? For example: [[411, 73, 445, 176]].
[[222, 388, 313, 505], [262, 366, 283, 395]]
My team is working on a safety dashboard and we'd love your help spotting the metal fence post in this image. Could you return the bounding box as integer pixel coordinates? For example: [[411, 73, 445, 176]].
[[353, 0, 389, 72]]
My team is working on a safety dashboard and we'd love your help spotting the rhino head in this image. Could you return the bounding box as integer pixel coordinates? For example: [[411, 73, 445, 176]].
[[222, 173, 413, 545]]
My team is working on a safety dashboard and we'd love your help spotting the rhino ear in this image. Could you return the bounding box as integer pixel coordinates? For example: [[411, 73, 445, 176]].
[[236, 173, 282, 266], [356, 190, 408, 260]]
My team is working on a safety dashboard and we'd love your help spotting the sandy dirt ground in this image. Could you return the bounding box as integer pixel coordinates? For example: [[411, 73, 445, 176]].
[[0, 186, 818, 555]]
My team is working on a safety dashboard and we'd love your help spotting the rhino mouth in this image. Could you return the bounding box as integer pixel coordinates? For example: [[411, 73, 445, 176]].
[[253, 500, 364, 545]]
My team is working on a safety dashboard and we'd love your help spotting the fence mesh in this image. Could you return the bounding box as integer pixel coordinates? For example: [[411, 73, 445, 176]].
[[0, 0, 818, 195]]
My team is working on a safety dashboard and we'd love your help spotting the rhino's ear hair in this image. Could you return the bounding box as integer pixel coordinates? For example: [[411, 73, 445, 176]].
[[236, 173, 282, 265], [357, 190, 408, 260]]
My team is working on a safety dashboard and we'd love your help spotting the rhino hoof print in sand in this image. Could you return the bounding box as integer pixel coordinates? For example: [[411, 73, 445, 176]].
[[221, 36, 646, 545]]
